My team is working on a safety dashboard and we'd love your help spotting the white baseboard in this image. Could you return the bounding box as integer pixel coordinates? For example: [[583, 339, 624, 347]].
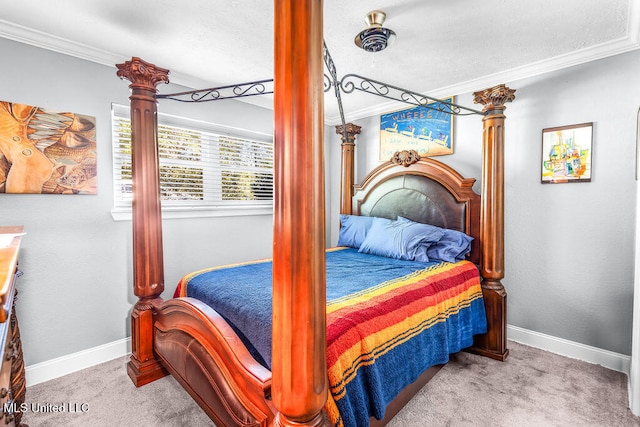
[[508, 324, 631, 375], [23, 326, 631, 388], [25, 337, 131, 387]]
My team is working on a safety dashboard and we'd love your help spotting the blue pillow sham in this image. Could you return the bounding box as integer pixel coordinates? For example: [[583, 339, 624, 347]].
[[337, 214, 375, 248], [427, 228, 474, 262], [358, 217, 444, 262], [337, 214, 473, 263], [397, 216, 473, 263]]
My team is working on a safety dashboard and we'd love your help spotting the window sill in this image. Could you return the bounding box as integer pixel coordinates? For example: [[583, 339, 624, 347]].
[[111, 205, 273, 221]]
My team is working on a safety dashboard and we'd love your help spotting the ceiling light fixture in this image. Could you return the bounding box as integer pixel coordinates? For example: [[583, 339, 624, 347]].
[[354, 10, 396, 53]]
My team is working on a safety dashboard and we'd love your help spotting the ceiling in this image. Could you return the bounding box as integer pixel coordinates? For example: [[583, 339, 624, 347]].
[[0, 0, 637, 124]]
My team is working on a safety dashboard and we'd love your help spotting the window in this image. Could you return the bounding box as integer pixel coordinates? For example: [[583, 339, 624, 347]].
[[111, 104, 273, 220]]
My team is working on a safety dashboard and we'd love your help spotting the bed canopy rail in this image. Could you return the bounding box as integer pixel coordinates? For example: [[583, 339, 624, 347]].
[[151, 41, 485, 127], [116, 1, 514, 423], [336, 74, 486, 116], [157, 78, 274, 103], [323, 41, 347, 130]]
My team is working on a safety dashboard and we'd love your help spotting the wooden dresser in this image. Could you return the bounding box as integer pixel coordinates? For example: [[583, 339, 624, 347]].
[[0, 226, 26, 427]]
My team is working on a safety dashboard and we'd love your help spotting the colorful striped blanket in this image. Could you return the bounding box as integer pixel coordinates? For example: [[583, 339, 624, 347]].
[[177, 247, 486, 427]]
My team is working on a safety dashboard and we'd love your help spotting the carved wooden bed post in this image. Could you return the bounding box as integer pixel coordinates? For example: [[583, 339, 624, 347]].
[[471, 84, 516, 361], [272, 0, 328, 426], [336, 123, 362, 215], [116, 57, 170, 386]]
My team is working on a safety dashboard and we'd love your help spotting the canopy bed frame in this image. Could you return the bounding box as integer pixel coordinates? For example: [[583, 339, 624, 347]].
[[115, 2, 515, 426]]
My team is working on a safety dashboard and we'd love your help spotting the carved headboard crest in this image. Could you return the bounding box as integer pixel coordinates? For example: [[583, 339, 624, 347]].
[[391, 149, 421, 167]]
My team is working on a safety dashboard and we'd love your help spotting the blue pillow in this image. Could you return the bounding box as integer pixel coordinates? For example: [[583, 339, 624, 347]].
[[427, 228, 474, 262], [397, 216, 473, 263], [358, 217, 443, 261], [337, 214, 375, 248]]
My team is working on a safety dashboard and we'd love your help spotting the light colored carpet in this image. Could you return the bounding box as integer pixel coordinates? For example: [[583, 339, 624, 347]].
[[388, 342, 639, 427], [22, 341, 640, 426]]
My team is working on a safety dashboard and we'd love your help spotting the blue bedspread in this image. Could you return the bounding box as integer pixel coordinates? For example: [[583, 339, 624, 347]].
[[177, 247, 486, 426]]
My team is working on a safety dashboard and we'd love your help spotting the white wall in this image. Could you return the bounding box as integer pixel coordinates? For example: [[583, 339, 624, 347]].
[[328, 49, 640, 356], [0, 38, 275, 366], [503, 52, 638, 356]]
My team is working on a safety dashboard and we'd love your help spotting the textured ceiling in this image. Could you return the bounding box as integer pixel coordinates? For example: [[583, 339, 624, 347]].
[[0, 0, 637, 123]]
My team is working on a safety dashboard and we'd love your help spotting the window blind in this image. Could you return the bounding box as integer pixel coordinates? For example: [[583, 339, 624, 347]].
[[111, 104, 273, 211]]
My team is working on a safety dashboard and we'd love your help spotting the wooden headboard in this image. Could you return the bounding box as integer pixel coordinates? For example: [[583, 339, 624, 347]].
[[352, 153, 481, 265]]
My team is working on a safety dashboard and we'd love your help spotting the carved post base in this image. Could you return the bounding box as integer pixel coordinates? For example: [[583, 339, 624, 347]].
[[468, 279, 508, 361], [127, 357, 167, 388], [127, 299, 167, 387]]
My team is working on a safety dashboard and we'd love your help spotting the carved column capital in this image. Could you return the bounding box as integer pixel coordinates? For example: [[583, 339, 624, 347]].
[[116, 57, 170, 91], [473, 84, 516, 112], [335, 123, 362, 143]]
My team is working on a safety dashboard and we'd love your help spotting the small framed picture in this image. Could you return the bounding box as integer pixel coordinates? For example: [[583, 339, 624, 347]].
[[541, 122, 593, 183]]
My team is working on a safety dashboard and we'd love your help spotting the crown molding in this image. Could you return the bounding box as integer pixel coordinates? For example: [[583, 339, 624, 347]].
[[327, 1, 640, 124], [0, 19, 122, 67], [1, 15, 639, 126], [0, 18, 220, 92], [326, 34, 640, 125]]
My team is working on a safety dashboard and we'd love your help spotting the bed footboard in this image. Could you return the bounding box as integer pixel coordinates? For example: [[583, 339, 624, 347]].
[[153, 298, 275, 426]]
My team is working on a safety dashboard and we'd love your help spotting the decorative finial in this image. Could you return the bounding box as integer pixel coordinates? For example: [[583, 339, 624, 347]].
[[473, 84, 516, 111], [391, 150, 421, 167], [116, 57, 170, 91]]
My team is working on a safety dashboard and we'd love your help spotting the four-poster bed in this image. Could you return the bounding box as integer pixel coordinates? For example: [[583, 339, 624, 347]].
[[115, 2, 515, 425]]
